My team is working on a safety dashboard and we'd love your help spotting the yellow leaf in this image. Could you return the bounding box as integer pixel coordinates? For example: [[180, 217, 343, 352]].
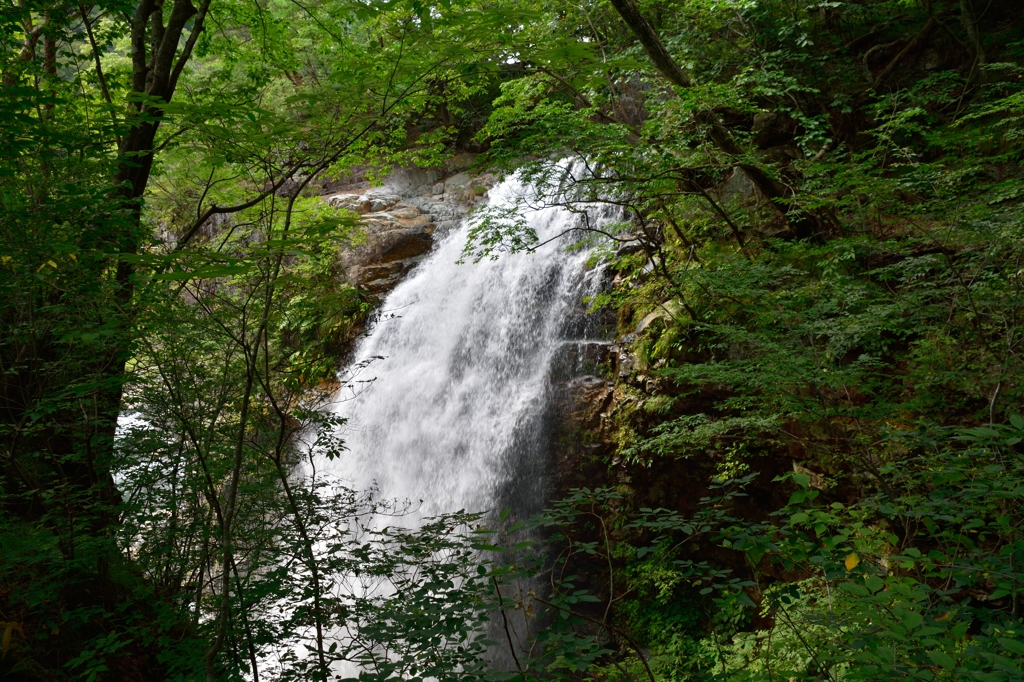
[[845, 553, 860, 571], [1, 621, 23, 660], [1, 256, 9, 264], [47, 260, 57, 268]]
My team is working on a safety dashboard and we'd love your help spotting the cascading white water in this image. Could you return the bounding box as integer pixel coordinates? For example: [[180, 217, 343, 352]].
[[324, 172, 606, 519]]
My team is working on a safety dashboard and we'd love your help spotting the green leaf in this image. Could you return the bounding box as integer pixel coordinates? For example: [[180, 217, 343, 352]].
[[472, 544, 504, 553], [998, 637, 1024, 656], [926, 650, 955, 669], [865, 575, 885, 593], [901, 611, 923, 629]]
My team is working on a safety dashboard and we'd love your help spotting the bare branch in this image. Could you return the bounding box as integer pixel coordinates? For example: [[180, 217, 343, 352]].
[[78, 3, 115, 111]]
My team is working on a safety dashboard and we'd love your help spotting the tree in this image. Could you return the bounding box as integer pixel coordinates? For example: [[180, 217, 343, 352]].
[[1, 0, 540, 676]]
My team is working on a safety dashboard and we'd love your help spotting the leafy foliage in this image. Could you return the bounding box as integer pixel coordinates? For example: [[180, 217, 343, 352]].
[[5, 0, 1024, 679]]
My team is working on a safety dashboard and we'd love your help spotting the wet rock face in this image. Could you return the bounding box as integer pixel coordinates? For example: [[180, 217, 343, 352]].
[[548, 369, 623, 500], [562, 375, 615, 433], [323, 157, 495, 295], [547, 340, 620, 495]]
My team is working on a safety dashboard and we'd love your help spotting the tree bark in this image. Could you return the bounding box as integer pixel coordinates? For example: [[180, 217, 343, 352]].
[[960, 0, 986, 80], [607, 0, 691, 89]]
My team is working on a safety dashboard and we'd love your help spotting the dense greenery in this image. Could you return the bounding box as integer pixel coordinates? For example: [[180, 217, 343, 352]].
[[3, 0, 1024, 680], [462, 0, 1024, 678]]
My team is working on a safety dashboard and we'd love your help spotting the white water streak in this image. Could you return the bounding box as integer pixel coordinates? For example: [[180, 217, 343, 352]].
[[323, 173, 599, 518]]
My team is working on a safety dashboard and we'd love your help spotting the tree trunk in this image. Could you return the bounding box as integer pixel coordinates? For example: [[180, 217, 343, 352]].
[[1, 0, 212, 606], [960, 0, 986, 80]]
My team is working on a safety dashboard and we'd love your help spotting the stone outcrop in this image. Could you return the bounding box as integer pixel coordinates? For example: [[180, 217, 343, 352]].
[[322, 156, 496, 294]]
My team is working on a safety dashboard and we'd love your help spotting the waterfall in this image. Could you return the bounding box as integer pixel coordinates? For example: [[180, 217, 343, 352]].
[[323, 172, 608, 520]]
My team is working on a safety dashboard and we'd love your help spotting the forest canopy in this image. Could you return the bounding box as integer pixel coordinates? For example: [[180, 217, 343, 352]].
[[2, 0, 1024, 680]]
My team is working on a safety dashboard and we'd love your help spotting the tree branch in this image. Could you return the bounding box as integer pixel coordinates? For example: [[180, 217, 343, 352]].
[[492, 576, 525, 673], [531, 594, 656, 682], [78, 3, 115, 109], [148, 0, 197, 99], [175, 55, 443, 252], [168, 0, 213, 96], [130, 0, 157, 95], [870, 18, 936, 91], [607, 0, 690, 89], [536, 67, 626, 127], [959, 0, 986, 76]]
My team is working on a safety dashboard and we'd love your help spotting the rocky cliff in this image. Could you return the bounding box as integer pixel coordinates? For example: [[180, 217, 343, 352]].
[[320, 156, 496, 296]]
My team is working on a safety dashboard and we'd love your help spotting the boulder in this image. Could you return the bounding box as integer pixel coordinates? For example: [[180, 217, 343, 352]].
[[752, 111, 797, 149], [443, 152, 477, 174], [635, 300, 685, 334], [372, 228, 433, 263], [716, 166, 764, 205], [326, 189, 402, 214], [383, 167, 440, 197]]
